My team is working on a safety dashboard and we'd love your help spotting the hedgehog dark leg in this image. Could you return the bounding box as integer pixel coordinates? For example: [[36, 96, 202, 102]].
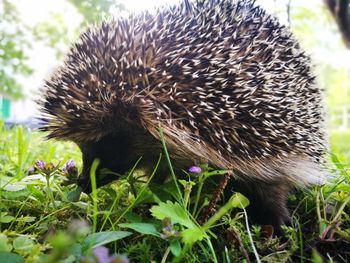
[[228, 179, 291, 235]]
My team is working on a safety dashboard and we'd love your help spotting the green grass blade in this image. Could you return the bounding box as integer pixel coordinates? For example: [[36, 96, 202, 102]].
[[158, 123, 183, 204]]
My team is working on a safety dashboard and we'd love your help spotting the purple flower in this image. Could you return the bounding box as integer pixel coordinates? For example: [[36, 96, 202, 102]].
[[35, 160, 46, 170], [188, 166, 201, 174], [82, 246, 130, 263], [65, 159, 77, 176], [160, 218, 180, 240], [68, 219, 90, 239], [66, 160, 75, 170], [91, 246, 109, 263], [34, 161, 57, 176]]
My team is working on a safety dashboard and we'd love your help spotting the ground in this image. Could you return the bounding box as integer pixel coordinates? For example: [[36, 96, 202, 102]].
[[0, 122, 349, 262]]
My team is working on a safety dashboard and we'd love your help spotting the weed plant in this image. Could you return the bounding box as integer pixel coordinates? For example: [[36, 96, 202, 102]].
[[0, 122, 349, 262]]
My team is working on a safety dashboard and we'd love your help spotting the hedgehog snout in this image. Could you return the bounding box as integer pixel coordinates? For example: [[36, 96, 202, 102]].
[[76, 134, 128, 193], [76, 164, 122, 194]]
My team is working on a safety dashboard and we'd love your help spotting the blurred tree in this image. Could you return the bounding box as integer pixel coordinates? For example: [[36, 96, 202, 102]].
[[32, 13, 75, 59], [325, 0, 350, 48], [0, 0, 32, 99], [32, 0, 125, 59], [291, 3, 340, 50], [68, 0, 125, 24]]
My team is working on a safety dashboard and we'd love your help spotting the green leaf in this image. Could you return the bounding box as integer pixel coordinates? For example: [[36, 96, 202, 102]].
[[70, 244, 83, 262], [170, 240, 181, 257], [336, 184, 350, 193], [319, 221, 327, 236], [13, 236, 34, 252], [15, 216, 36, 223], [83, 231, 132, 249], [58, 254, 76, 263], [311, 249, 324, 263], [26, 185, 45, 202], [0, 171, 13, 185], [0, 216, 14, 223], [150, 201, 196, 229], [0, 212, 15, 223], [118, 223, 160, 237], [66, 186, 82, 202], [230, 193, 250, 209], [2, 184, 26, 192], [22, 174, 46, 183], [0, 252, 24, 263], [123, 212, 142, 223], [0, 190, 30, 199], [203, 170, 230, 179], [181, 228, 206, 245], [0, 176, 24, 191], [150, 201, 207, 245], [0, 234, 12, 252]]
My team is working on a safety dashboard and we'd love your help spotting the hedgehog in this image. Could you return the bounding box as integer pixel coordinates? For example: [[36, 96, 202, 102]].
[[38, 0, 328, 233]]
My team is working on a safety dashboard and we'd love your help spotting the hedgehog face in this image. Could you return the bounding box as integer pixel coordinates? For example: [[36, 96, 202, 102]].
[[77, 132, 138, 193], [76, 127, 163, 193]]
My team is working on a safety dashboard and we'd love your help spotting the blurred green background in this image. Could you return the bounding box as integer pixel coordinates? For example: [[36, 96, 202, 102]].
[[1, 0, 349, 160]]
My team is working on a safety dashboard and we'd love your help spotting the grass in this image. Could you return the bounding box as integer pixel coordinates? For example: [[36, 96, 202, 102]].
[[0, 121, 349, 263]]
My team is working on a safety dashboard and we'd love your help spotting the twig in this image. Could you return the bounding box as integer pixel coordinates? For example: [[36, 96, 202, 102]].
[[227, 227, 251, 263], [198, 171, 233, 224]]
